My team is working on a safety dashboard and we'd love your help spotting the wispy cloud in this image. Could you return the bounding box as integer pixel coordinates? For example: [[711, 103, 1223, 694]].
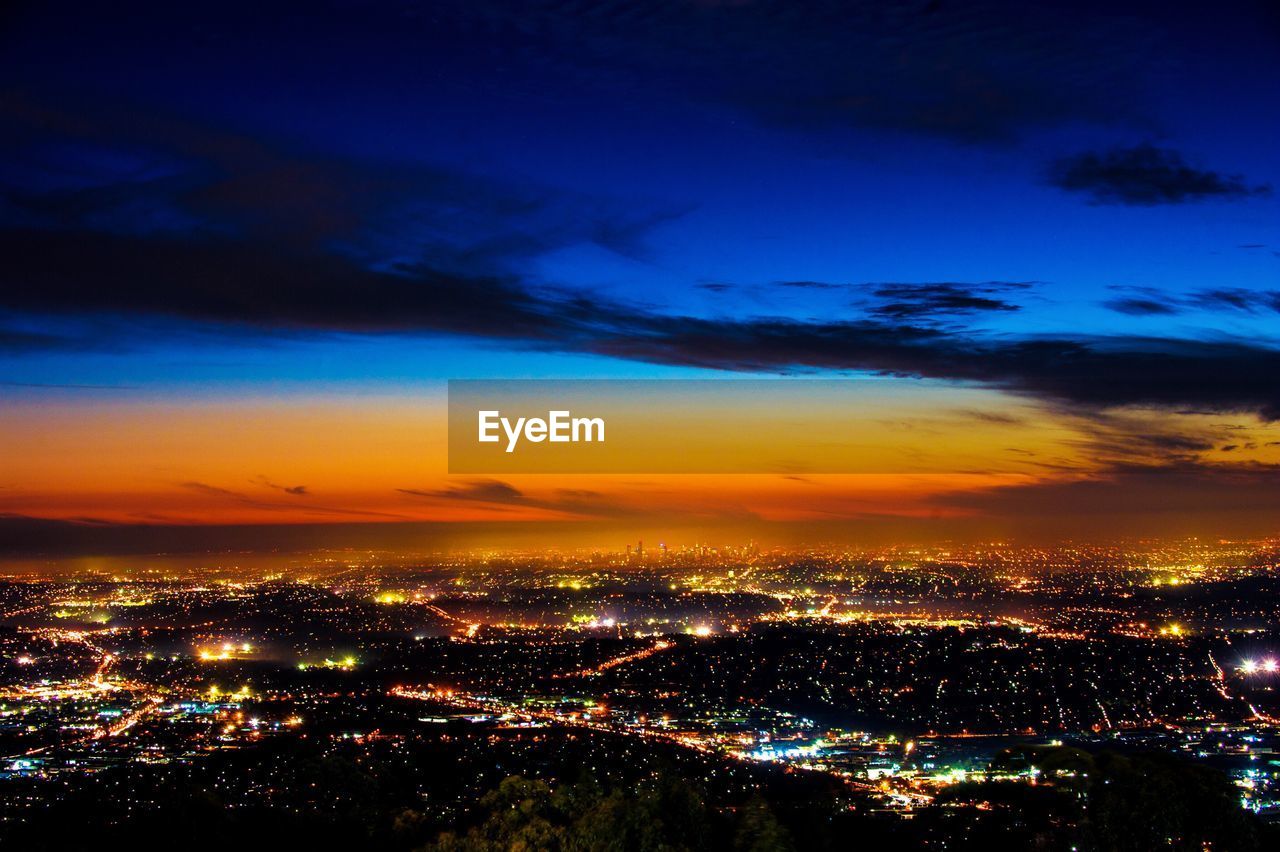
[[253, 476, 309, 496], [179, 481, 405, 519], [398, 479, 718, 521], [1103, 285, 1280, 317]]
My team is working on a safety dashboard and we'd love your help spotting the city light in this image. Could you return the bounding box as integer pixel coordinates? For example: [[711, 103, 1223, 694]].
[[198, 642, 253, 662], [1, 538, 1278, 836]]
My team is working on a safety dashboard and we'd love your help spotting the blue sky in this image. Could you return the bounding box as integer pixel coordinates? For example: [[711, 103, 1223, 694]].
[[0, 0, 1274, 413]]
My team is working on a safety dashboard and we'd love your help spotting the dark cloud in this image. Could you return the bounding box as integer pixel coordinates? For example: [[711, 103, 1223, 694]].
[[398, 479, 674, 520], [864, 282, 1029, 320], [775, 280, 844, 290], [0, 94, 679, 344], [957, 409, 1025, 426], [1140, 434, 1218, 454], [1192, 288, 1257, 312], [588, 318, 1280, 420], [254, 476, 309, 496], [936, 461, 1280, 524], [762, 279, 1032, 320], [399, 480, 526, 504], [0, 327, 96, 353], [1102, 286, 1280, 316], [1191, 288, 1280, 313], [1054, 411, 1226, 467], [0, 227, 620, 343], [1103, 297, 1179, 316], [1046, 144, 1272, 205]]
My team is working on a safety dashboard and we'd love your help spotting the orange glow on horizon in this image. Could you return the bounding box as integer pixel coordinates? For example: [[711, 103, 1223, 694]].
[[3, 391, 1277, 536]]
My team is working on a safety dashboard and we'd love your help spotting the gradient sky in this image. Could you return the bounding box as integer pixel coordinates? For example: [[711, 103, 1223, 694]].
[[1, 0, 1278, 553]]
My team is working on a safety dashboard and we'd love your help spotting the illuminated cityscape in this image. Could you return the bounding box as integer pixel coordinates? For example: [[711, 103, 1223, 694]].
[[1, 539, 1277, 848]]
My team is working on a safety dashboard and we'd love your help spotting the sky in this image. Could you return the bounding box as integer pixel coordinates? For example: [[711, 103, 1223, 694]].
[[1, 0, 1278, 554]]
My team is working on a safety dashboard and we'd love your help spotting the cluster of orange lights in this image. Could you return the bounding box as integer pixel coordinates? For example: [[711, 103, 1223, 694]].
[[197, 642, 253, 661]]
